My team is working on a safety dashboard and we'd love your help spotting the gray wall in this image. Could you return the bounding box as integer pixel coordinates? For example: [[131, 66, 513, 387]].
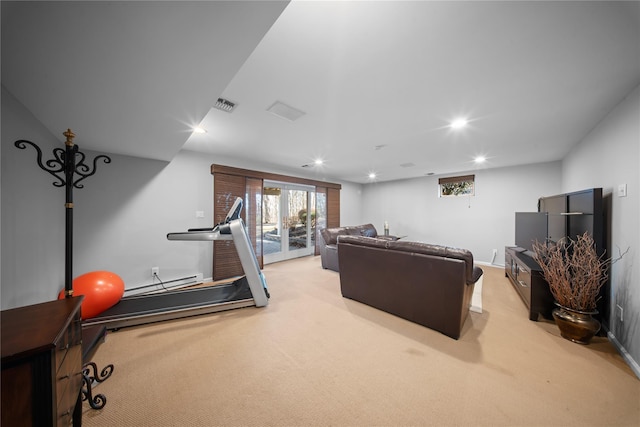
[[2, 87, 218, 306], [338, 182, 364, 226], [72, 150, 216, 291], [561, 84, 640, 373], [1, 86, 359, 308], [359, 161, 562, 264], [2, 87, 65, 308]]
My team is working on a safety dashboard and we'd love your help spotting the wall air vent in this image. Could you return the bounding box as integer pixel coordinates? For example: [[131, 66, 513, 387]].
[[267, 101, 306, 122], [214, 98, 236, 113]]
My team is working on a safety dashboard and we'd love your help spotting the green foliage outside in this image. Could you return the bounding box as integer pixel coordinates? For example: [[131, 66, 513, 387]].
[[440, 181, 474, 196], [298, 209, 316, 225]]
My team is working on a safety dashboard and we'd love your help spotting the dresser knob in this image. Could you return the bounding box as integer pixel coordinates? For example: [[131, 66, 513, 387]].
[[60, 409, 73, 425]]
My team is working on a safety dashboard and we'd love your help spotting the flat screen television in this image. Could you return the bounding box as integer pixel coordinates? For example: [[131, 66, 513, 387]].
[[515, 212, 548, 256]]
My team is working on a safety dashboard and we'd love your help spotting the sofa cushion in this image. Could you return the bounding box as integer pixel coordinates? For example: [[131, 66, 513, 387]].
[[337, 235, 390, 249], [345, 227, 364, 236], [337, 235, 482, 285], [321, 224, 379, 245], [355, 223, 378, 238]]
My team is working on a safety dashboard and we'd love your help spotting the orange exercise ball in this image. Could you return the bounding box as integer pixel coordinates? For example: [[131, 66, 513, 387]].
[[58, 270, 125, 320]]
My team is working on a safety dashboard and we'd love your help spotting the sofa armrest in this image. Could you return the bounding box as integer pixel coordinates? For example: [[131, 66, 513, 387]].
[[470, 266, 483, 284], [321, 227, 347, 245], [321, 244, 339, 271], [319, 228, 339, 271]]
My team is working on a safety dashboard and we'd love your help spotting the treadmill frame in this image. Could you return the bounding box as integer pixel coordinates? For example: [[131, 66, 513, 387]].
[[84, 216, 268, 330]]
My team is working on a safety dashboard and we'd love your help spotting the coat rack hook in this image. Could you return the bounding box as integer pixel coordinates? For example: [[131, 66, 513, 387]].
[[15, 128, 111, 295]]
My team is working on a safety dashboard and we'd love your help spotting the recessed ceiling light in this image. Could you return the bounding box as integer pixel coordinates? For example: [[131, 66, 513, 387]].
[[474, 156, 486, 163], [368, 172, 377, 179], [193, 126, 207, 134], [301, 159, 324, 168], [450, 118, 468, 129]]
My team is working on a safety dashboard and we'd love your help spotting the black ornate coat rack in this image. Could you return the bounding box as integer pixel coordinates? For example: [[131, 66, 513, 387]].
[[15, 129, 111, 297]]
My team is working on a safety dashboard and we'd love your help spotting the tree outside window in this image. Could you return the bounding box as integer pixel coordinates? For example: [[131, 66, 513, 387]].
[[438, 175, 475, 197]]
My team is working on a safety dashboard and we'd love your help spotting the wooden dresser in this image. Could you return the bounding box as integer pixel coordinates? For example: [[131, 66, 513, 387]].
[[1, 297, 84, 426]]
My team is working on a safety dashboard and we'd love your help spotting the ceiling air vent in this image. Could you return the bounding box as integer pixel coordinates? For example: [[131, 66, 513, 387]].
[[267, 101, 306, 122], [214, 98, 236, 113]]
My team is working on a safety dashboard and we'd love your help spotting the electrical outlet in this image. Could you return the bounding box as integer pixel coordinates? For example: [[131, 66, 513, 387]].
[[151, 267, 159, 277], [617, 304, 624, 322]]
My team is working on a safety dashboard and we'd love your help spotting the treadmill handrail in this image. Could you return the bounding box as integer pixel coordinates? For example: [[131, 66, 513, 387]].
[[166, 218, 268, 306], [166, 226, 232, 241]]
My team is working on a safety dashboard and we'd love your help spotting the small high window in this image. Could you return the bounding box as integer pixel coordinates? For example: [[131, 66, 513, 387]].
[[438, 175, 475, 197]]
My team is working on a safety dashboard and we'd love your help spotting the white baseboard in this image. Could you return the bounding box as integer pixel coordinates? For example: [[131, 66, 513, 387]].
[[124, 273, 204, 297], [475, 260, 505, 268], [607, 330, 640, 380]]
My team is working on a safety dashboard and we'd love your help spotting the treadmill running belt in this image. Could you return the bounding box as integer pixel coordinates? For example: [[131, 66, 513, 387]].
[[84, 277, 253, 329]]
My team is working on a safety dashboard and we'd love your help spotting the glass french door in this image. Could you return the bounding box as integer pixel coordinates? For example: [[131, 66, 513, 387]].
[[262, 181, 316, 264]]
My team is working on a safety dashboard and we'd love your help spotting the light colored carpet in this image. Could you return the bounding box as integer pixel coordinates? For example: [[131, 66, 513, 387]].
[[83, 256, 639, 426]]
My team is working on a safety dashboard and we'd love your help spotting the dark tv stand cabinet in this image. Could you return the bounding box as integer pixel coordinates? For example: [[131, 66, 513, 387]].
[[505, 246, 555, 321]]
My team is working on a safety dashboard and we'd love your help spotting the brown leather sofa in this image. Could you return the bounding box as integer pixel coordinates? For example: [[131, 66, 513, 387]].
[[319, 224, 396, 272], [337, 235, 483, 339]]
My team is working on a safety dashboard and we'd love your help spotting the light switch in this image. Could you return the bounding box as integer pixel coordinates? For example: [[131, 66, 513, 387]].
[[618, 184, 627, 197], [196, 210, 205, 218]]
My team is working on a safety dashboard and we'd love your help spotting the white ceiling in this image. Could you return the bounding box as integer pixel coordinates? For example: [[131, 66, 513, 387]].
[[3, 1, 640, 184], [1, 1, 289, 160]]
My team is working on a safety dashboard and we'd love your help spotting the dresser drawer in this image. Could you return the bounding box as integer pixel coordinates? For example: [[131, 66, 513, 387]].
[[55, 312, 83, 426], [515, 263, 532, 305], [56, 345, 82, 426], [56, 345, 82, 405], [55, 317, 82, 371]]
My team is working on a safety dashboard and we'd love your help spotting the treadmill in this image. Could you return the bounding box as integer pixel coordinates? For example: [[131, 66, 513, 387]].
[[83, 197, 269, 330]]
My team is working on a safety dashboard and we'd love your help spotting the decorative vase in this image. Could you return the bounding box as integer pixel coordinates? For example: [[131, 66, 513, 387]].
[[552, 304, 601, 345]]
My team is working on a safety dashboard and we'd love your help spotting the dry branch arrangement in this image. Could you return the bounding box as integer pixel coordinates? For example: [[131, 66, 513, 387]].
[[532, 232, 608, 312]]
